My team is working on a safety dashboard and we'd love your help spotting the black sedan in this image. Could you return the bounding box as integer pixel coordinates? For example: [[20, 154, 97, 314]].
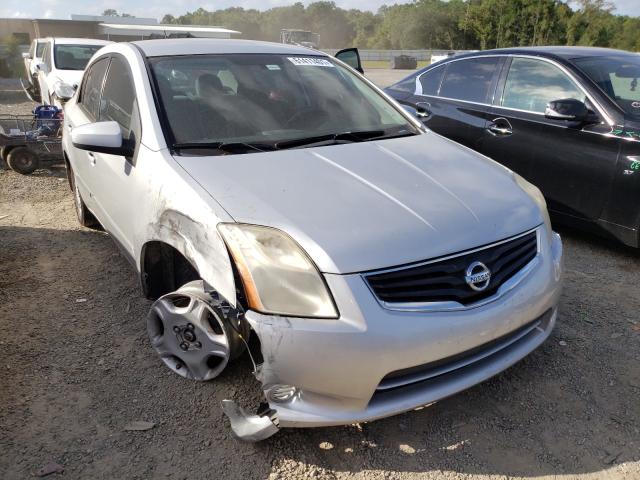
[[385, 47, 640, 247]]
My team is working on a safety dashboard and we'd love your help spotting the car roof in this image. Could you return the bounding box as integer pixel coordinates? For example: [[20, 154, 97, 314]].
[[132, 38, 321, 57], [454, 46, 639, 61], [45, 37, 113, 46]]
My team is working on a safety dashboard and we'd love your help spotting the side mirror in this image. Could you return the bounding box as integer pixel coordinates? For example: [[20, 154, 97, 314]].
[[22, 52, 32, 59], [545, 98, 588, 122], [71, 121, 134, 156], [335, 48, 364, 74]]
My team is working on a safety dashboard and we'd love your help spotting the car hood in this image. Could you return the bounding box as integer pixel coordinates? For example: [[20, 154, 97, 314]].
[[174, 133, 543, 274], [52, 71, 84, 88]]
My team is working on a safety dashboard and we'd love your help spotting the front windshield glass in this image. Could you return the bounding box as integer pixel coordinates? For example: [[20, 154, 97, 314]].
[[573, 55, 640, 118], [54, 45, 103, 71], [149, 54, 418, 153]]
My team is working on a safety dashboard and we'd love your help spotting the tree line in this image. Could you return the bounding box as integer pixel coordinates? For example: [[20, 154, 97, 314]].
[[160, 0, 640, 51]]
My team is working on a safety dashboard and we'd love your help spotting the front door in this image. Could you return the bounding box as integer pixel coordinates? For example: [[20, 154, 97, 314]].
[[479, 56, 619, 221], [89, 54, 141, 258], [66, 56, 111, 216]]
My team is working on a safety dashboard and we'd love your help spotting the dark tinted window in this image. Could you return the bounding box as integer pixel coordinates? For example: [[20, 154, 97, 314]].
[[419, 66, 445, 96], [439, 57, 499, 103], [36, 42, 46, 57], [573, 55, 640, 118], [501, 58, 584, 113], [80, 57, 109, 120], [100, 56, 135, 130]]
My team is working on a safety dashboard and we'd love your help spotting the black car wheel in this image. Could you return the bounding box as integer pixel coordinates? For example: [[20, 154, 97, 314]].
[[6, 147, 39, 175]]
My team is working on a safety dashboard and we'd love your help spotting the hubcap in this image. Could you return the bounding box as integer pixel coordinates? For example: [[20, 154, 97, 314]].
[[147, 285, 231, 381]]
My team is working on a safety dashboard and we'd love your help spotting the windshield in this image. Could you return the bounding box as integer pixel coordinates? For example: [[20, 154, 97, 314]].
[[573, 55, 640, 118], [54, 45, 103, 71], [149, 54, 418, 154]]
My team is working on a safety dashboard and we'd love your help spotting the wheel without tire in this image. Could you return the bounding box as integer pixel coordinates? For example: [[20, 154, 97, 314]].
[[7, 147, 39, 175], [69, 167, 101, 229], [147, 280, 248, 381]]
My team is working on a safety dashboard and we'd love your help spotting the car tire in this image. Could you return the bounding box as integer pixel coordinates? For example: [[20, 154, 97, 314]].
[[6, 147, 39, 175], [69, 167, 102, 229], [146, 280, 249, 381]]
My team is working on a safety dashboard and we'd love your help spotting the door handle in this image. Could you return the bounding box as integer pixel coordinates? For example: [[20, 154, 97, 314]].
[[487, 125, 512, 136], [88, 152, 96, 166], [487, 118, 513, 136], [415, 102, 432, 119], [66, 123, 73, 132]]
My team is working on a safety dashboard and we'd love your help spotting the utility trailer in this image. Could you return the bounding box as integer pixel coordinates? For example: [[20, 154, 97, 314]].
[[0, 106, 63, 175]]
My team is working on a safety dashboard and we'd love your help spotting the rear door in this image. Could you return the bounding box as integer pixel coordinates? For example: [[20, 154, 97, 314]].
[[480, 56, 619, 221], [404, 56, 504, 150]]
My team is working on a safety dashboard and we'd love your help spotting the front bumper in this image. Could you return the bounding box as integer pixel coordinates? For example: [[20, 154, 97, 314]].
[[243, 231, 563, 429]]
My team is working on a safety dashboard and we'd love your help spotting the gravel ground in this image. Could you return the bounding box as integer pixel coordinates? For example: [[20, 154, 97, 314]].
[[0, 81, 639, 480]]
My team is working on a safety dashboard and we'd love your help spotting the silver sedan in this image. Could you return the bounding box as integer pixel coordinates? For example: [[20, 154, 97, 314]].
[[62, 38, 563, 441]]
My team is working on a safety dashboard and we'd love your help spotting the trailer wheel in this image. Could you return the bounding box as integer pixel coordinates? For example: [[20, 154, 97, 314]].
[[7, 147, 39, 175]]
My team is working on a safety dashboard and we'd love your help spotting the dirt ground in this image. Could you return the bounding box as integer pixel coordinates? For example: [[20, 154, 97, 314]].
[[1, 80, 639, 480]]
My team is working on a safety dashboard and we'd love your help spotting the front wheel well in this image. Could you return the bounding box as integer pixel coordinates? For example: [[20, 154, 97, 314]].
[[141, 241, 200, 300]]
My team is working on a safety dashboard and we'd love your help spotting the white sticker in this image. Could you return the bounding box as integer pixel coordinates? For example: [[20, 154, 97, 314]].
[[287, 57, 334, 67], [266, 64, 281, 70]]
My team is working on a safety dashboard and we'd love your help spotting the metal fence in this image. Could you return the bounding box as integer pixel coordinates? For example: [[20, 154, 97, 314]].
[[323, 49, 472, 61]]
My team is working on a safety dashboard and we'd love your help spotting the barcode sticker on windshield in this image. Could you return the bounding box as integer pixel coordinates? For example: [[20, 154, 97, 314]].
[[287, 57, 334, 67]]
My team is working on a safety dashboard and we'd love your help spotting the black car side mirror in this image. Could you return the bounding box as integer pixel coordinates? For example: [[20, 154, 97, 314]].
[[545, 98, 588, 122]]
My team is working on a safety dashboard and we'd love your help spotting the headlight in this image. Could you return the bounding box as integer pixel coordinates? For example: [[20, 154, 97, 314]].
[[54, 82, 75, 100], [514, 173, 552, 236], [218, 223, 338, 319]]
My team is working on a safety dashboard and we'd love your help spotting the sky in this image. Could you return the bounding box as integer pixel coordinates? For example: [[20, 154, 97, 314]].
[[2, 0, 639, 22]]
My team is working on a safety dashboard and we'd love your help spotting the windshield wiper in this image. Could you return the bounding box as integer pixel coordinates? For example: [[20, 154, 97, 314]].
[[173, 142, 276, 155], [275, 130, 385, 150]]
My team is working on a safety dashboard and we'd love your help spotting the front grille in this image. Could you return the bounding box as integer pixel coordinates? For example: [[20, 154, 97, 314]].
[[365, 230, 538, 306]]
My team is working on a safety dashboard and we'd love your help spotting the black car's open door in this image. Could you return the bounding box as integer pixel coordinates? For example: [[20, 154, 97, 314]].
[[335, 48, 364, 74]]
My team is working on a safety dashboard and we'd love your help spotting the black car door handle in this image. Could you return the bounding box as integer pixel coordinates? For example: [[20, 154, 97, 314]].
[[415, 102, 432, 119], [487, 118, 513, 136]]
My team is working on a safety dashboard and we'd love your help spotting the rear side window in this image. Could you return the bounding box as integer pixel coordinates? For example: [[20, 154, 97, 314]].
[[418, 66, 445, 96], [501, 57, 585, 113], [439, 57, 500, 103], [100, 56, 135, 131], [79, 57, 109, 120]]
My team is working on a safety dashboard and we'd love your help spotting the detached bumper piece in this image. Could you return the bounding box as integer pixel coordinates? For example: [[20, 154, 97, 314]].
[[221, 399, 279, 442]]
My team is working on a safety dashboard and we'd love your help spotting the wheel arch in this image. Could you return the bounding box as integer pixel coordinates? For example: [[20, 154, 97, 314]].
[[139, 210, 238, 306]]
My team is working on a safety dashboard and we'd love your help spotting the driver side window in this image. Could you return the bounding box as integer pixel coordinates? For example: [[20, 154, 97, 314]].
[[79, 57, 110, 121], [501, 57, 585, 113]]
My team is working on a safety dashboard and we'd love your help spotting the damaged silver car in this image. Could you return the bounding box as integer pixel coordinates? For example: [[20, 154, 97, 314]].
[[62, 38, 563, 441]]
